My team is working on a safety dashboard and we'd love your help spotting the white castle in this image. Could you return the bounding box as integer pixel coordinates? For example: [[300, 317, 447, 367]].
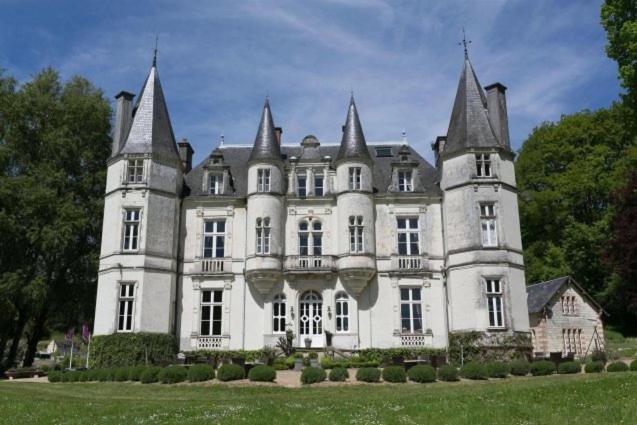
[[93, 52, 530, 352]]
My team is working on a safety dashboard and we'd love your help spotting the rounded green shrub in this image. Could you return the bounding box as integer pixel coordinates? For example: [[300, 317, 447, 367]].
[[328, 367, 349, 382], [157, 366, 187, 384], [308, 352, 318, 359], [114, 368, 130, 382], [187, 364, 215, 382], [285, 356, 296, 369], [607, 361, 629, 372], [47, 371, 62, 382], [140, 367, 162, 384], [630, 359, 637, 372], [356, 367, 381, 383], [438, 365, 459, 381], [301, 367, 327, 384], [248, 365, 276, 382], [530, 360, 555, 376], [510, 359, 531, 376], [460, 362, 487, 380], [217, 364, 245, 381], [485, 362, 510, 378], [558, 361, 581, 374], [584, 361, 605, 373], [273, 358, 289, 370], [382, 366, 406, 383], [128, 366, 146, 381], [407, 365, 436, 383]]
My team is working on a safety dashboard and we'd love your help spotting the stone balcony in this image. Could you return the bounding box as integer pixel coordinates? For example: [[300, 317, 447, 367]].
[[391, 255, 426, 272], [283, 255, 337, 276], [198, 258, 232, 274]]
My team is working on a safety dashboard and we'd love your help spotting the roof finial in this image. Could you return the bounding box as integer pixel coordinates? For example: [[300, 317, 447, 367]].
[[220, 133, 225, 147], [152, 35, 159, 67], [459, 27, 471, 59]]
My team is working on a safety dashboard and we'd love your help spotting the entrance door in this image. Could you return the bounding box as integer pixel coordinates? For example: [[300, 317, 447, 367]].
[[299, 291, 323, 347]]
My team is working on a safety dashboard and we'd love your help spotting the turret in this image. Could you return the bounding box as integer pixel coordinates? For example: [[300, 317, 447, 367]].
[[335, 96, 376, 294], [245, 99, 285, 295]]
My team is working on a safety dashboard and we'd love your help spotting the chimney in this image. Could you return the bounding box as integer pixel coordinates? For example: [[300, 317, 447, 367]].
[[275, 127, 283, 145], [178, 138, 194, 173], [484, 83, 510, 148], [112, 91, 135, 156]]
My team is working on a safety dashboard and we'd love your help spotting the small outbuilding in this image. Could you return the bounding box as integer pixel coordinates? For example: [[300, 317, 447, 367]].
[[527, 276, 605, 360]]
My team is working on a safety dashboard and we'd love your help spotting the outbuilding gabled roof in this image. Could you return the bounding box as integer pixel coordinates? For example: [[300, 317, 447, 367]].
[[526, 276, 605, 314], [335, 96, 372, 165]]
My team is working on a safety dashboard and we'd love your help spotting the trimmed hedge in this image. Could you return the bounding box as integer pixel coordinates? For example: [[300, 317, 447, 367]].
[[607, 361, 629, 372], [585, 361, 605, 373], [187, 364, 215, 382], [356, 367, 381, 383], [140, 367, 162, 384], [407, 365, 436, 383], [485, 362, 510, 378], [114, 368, 130, 382], [328, 367, 349, 382], [91, 332, 177, 368], [510, 359, 531, 376], [158, 366, 187, 384], [301, 367, 326, 384], [631, 359, 637, 371], [248, 365, 276, 382], [382, 366, 406, 383], [48, 371, 63, 382], [320, 357, 379, 369], [129, 366, 146, 381], [558, 361, 581, 374], [438, 365, 459, 382], [530, 361, 555, 376], [217, 364, 245, 381], [460, 362, 487, 380]]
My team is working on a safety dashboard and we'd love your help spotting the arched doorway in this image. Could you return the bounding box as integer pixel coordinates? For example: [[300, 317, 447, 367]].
[[299, 290, 323, 347]]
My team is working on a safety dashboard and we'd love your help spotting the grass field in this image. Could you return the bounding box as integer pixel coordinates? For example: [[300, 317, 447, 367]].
[[1, 373, 636, 424]]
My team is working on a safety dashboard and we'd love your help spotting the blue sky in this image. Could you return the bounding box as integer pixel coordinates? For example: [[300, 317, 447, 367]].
[[0, 0, 620, 164]]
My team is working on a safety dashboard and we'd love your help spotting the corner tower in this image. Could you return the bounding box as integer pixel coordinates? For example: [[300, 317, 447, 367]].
[[94, 57, 183, 336], [437, 54, 529, 336], [245, 99, 285, 296], [335, 96, 376, 294]]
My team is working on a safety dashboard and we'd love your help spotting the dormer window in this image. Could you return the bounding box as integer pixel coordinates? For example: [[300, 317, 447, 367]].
[[476, 154, 492, 177], [297, 173, 307, 197], [209, 173, 223, 195], [257, 169, 271, 192], [127, 159, 144, 183], [349, 167, 361, 190], [398, 170, 413, 192]]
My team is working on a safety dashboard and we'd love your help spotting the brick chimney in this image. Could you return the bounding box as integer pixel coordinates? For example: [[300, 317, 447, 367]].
[[275, 127, 283, 145], [178, 138, 194, 173], [484, 83, 510, 148], [112, 91, 135, 156]]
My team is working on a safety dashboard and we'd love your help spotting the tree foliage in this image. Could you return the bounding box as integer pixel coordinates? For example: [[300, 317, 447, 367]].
[[0, 68, 111, 370]]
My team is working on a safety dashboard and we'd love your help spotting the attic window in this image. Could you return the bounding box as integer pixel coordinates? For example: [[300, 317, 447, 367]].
[[375, 147, 392, 157]]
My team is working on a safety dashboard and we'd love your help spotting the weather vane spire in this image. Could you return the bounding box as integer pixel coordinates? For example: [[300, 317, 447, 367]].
[[459, 27, 471, 59], [152, 35, 159, 67]]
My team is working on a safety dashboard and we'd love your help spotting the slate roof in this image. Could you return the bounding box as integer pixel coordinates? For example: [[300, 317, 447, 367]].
[[335, 96, 373, 165], [118, 62, 181, 166], [184, 143, 441, 198], [248, 99, 282, 164], [444, 57, 507, 156], [526, 276, 605, 314]]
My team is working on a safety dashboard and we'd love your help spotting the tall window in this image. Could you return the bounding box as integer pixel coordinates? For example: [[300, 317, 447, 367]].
[[480, 203, 498, 247], [200, 290, 223, 336], [127, 159, 144, 183], [203, 220, 225, 258], [561, 295, 576, 315], [257, 168, 271, 192], [209, 173, 223, 195], [349, 167, 361, 190], [335, 292, 349, 332], [314, 173, 324, 196], [273, 294, 286, 333], [117, 283, 135, 332], [297, 173, 307, 197], [475, 153, 492, 177], [123, 209, 141, 252], [400, 288, 423, 333], [398, 170, 413, 192], [397, 217, 419, 255], [486, 278, 504, 328], [299, 220, 322, 256], [256, 217, 271, 254], [349, 216, 364, 253], [562, 328, 583, 355]]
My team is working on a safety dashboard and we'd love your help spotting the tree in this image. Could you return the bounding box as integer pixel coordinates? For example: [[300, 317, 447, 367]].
[[0, 68, 111, 369]]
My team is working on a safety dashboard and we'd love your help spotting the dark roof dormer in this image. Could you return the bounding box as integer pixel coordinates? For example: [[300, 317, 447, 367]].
[[390, 145, 421, 193], [248, 99, 282, 165], [203, 148, 234, 195], [335, 95, 372, 165], [299, 135, 321, 162]]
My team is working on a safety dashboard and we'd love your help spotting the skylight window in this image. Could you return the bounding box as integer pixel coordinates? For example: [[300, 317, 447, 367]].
[[375, 147, 393, 157]]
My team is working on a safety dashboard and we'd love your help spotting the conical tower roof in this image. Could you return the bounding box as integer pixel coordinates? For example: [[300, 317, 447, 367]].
[[248, 99, 282, 163], [444, 56, 504, 156], [119, 59, 181, 166], [336, 96, 372, 164]]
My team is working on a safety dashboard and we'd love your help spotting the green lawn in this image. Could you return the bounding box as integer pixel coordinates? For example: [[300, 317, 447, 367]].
[[1, 373, 636, 424]]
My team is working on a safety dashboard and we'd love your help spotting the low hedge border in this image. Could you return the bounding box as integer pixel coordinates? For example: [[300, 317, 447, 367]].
[[407, 365, 436, 383], [607, 361, 629, 372], [301, 367, 326, 384], [248, 365, 276, 382], [382, 366, 406, 383]]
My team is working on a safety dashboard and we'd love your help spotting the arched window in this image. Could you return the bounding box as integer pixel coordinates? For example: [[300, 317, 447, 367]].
[[256, 217, 271, 254], [335, 292, 349, 332], [298, 220, 322, 256], [273, 294, 286, 333]]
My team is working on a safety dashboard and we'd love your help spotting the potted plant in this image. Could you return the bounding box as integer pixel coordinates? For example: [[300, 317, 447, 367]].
[[304, 337, 312, 349], [325, 330, 333, 347], [294, 353, 304, 371], [308, 351, 319, 367]]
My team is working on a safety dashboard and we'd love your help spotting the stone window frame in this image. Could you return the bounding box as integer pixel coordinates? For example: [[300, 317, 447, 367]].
[[191, 280, 232, 341], [396, 216, 420, 256], [272, 293, 287, 334], [202, 219, 226, 259], [122, 208, 142, 253], [257, 168, 271, 192], [479, 202, 498, 247], [484, 276, 506, 329], [348, 167, 362, 191], [348, 215, 364, 253], [199, 289, 224, 337], [399, 286, 424, 334], [475, 153, 492, 178], [256, 217, 271, 255], [397, 169, 414, 192], [334, 292, 350, 333], [116, 281, 137, 333]]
